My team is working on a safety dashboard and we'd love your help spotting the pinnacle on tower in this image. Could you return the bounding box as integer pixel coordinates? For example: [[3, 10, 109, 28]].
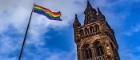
[[85, 0, 96, 12], [84, 0, 97, 24], [73, 14, 81, 28], [97, 8, 105, 20], [87, 0, 93, 10], [97, 8, 112, 29]]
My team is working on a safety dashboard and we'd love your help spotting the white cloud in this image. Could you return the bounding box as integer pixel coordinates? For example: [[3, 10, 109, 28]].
[[46, 50, 76, 60], [0, 57, 17, 60], [21, 47, 77, 60], [93, 0, 132, 29], [136, 46, 140, 51], [0, 0, 85, 60], [123, 23, 140, 36], [120, 46, 140, 60]]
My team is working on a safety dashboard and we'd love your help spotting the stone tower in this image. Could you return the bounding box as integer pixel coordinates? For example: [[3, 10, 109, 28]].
[[73, 1, 120, 60]]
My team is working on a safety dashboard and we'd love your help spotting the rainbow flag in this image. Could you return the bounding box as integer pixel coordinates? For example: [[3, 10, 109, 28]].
[[33, 4, 61, 21]]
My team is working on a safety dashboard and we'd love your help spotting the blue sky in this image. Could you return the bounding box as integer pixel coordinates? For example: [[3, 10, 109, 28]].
[[0, 0, 140, 60]]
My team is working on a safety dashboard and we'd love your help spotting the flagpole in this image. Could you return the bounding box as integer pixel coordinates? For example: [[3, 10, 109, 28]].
[[18, 5, 34, 60]]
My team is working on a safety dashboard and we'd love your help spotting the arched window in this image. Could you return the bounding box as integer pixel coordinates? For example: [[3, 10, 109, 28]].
[[85, 28, 89, 35], [83, 44, 92, 59], [93, 41, 105, 60], [90, 26, 94, 33], [94, 25, 99, 32], [93, 41, 104, 56]]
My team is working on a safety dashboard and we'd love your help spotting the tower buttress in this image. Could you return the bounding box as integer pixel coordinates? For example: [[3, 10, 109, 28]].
[[73, 14, 81, 43]]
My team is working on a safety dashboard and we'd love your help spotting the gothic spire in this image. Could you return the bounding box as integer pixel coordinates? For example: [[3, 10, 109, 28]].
[[97, 8, 105, 20], [73, 14, 81, 28], [85, 0, 96, 12], [97, 8, 111, 29], [84, 0, 97, 24], [87, 0, 93, 10]]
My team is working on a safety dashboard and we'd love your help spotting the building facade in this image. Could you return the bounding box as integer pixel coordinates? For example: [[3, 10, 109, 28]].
[[73, 1, 120, 60]]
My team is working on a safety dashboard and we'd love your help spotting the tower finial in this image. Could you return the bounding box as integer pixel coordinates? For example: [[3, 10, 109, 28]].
[[97, 8, 101, 14], [97, 8, 103, 15], [87, 0, 90, 6], [73, 14, 81, 28], [86, 0, 93, 9], [97, 8, 111, 29], [84, 0, 97, 24], [97, 8, 105, 20]]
